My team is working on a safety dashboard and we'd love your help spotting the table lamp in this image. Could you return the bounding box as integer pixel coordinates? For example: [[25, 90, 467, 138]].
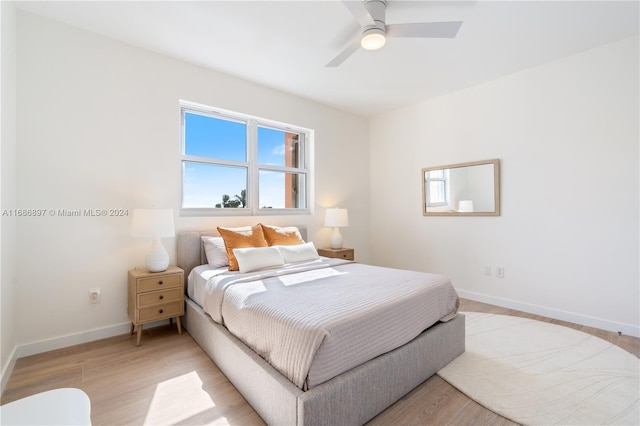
[[458, 200, 474, 212], [324, 207, 349, 249], [131, 208, 175, 272]]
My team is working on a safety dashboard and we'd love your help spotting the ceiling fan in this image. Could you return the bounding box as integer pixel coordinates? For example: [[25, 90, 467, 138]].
[[327, 0, 463, 67]]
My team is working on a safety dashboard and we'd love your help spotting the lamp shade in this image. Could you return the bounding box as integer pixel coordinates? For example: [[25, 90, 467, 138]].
[[458, 200, 474, 212], [324, 208, 349, 228], [130, 209, 175, 238]]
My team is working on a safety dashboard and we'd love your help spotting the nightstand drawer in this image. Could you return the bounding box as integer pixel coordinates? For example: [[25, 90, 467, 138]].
[[138, 301, 184, 322], [317, 248, 354, 261], [136, 273, 181, 292], [138, 288, 182, 308]]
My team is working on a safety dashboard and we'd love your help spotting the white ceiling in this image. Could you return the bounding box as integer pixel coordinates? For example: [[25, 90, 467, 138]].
[[15, 1, 640, 117]]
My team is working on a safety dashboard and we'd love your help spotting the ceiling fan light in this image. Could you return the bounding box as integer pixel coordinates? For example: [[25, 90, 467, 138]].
[[361, 30, 386, 50]]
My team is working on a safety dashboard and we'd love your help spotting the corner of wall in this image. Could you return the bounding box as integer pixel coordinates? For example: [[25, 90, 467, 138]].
[[1, 347, 18, 393], [1, 0, 18, 392]]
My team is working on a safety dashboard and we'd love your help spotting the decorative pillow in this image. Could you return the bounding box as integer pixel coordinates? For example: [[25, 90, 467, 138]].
[[260, 224, 305, 246], [217, 225, 268, 271], [201, 236, 229, 268], [233, 246, 285, 273], [277, 242, 320, 264]]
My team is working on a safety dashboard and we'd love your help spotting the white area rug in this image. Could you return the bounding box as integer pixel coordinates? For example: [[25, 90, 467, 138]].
[[437, 312, 639, 425]]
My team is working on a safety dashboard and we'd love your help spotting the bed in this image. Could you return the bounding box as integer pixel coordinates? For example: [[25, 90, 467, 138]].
[[177, 226, 465, 426]]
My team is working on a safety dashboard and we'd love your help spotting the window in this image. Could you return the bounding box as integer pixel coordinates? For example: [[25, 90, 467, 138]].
[[425, 169, 449, 207], [180, 102, 310, 215]]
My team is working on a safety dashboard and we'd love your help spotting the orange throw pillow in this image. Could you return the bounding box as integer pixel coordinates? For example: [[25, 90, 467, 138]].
[[260, 224, 305, 246], [217, 225, 268, 271]]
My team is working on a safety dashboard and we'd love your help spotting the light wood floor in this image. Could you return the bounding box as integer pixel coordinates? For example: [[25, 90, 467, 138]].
[[2, 299, 638, 425]]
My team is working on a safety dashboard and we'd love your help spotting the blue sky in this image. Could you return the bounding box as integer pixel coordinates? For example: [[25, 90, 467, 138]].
[[182, 112, 290, 208]]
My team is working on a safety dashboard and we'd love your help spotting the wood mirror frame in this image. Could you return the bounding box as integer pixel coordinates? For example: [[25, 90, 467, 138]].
[[422, 159, 500, 216]]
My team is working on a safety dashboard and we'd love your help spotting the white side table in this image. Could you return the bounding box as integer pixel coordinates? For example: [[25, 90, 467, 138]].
[[0, 388, 91, 425]]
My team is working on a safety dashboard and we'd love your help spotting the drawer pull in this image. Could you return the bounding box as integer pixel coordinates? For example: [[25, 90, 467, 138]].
[[158, 280, 163, 285], [159, 309, 164, 314], [159, 295, 164, 300]]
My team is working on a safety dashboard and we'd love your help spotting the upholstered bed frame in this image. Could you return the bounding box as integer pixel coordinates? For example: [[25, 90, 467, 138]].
[[177, 229, 465, 426]]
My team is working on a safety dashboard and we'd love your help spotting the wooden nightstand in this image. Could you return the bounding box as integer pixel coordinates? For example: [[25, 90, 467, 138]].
[[317, 247, 354, 261], [128, 265, 184, 346]]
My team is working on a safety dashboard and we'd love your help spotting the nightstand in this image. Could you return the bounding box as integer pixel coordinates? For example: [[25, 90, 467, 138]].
[[128, 265, 184, 346], [317, 247, 354, 261]]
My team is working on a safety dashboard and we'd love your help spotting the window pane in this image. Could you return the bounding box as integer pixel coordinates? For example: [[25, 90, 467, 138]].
[[259, 170, 306, 209], [258, 126, 301, 168], [183, 162, 247, 208], [184, 112, 246, 162], [429, 181, 446, 204]]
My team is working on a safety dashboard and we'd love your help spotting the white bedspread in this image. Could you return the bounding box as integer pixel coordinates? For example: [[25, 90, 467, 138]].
[[193, 258, 459, 389]]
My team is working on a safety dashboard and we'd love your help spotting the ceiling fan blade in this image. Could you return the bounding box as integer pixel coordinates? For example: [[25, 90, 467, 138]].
[[341, 0, 375, 27], [386, 21, 463, 39], [326, 37, 361, 67]]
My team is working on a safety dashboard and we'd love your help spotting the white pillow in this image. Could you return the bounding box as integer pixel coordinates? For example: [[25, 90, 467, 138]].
[[201, 236, 229, 268], [233, 246, 285, 273], [277, 242, 320, 264]]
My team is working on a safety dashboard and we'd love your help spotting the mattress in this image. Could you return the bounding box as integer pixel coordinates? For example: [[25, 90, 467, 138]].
[[187, 258, 459, 390]]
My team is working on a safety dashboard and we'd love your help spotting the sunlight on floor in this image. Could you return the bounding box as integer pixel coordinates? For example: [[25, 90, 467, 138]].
[[143, 371, 229, 425]]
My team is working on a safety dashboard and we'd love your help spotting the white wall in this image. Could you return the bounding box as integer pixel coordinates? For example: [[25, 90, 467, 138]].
[[9, 10, 369, 363], [370, 36, 639, 336], [1, 0, 18, 389]]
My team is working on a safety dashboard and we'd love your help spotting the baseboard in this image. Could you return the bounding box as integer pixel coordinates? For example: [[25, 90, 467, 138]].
[[458, 290, 640, 338], [14, 322, 133, 360]]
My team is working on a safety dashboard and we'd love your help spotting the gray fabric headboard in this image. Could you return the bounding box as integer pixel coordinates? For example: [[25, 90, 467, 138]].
[[176, 226, 308, 288]]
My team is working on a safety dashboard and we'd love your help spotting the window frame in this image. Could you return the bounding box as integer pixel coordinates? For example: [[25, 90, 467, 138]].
[[180, 101, 312, 217]]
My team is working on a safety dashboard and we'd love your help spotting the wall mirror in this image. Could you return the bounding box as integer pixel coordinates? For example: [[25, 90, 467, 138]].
[[422, 159, 500, 216]]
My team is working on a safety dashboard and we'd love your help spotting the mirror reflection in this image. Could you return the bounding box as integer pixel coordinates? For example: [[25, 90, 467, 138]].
[[422, 159, 500, 216]]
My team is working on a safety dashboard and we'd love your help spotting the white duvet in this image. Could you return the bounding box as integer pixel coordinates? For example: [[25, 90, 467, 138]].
[[191, 258, 459, 390]]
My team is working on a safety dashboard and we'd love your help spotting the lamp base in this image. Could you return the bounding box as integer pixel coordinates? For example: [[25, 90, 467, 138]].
[[329, 227, 344, 249], [145, 237, 169, 272]]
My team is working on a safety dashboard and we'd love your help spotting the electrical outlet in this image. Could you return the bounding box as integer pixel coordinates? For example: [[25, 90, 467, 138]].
[[88, 288, 101, 304], [484, 265, 492, 276], [496, 266, 505, 278]]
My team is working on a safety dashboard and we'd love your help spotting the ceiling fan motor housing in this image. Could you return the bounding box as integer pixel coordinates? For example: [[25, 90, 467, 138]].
[[363, 0, 387, 32]]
